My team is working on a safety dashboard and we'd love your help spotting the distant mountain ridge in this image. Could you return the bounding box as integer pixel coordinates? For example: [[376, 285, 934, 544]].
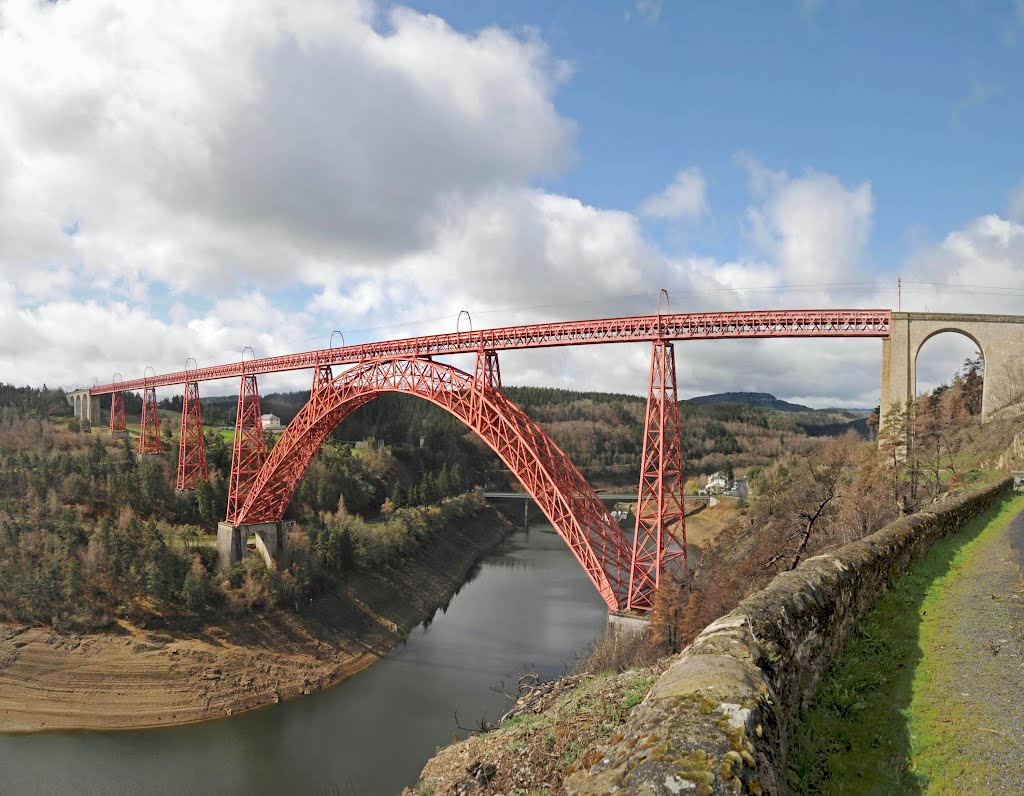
[[685, 392, 812, 412]]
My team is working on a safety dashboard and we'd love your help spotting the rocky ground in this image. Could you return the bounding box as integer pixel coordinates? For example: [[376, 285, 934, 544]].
[[0, 510, 511, 732], [403, 664, 667, 796]]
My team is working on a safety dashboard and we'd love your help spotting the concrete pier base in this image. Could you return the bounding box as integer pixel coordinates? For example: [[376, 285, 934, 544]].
[[218, 522, 244, 568], [140, 452, 163, 464], [250, 521, 286, 569], [607, 611, 649, 638], [109, 430, 128, 440], [217, 521, 287, 570]]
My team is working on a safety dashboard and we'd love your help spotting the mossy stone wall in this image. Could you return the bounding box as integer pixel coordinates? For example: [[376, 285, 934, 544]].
[[566, 478, 1013, 796]]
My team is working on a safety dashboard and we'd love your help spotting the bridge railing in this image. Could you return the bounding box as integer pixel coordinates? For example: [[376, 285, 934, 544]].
[[89, 309, 891, 394]]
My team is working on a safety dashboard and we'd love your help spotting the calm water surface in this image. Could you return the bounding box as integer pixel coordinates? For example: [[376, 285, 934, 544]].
[[0, 524, 607, 796]]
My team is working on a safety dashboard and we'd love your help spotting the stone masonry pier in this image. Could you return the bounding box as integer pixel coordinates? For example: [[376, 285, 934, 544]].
[[880, 312, 1024, 428], [218, 521, 287, 570]]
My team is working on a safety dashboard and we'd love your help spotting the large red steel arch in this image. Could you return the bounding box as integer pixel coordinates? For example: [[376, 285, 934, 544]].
[[236, 355, 638, 610], [87, 308, 893, 612]]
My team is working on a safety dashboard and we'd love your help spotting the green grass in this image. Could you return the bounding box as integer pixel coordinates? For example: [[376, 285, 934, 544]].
[[786, 492, 1024, 795]]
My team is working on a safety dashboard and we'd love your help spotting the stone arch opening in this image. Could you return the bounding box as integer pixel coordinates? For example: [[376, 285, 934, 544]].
[[880, 313, 1024, 431], [913, 328, 986, 417]]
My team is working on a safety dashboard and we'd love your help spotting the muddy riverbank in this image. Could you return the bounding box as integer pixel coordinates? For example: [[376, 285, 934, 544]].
[[0, 509, 512, 733]]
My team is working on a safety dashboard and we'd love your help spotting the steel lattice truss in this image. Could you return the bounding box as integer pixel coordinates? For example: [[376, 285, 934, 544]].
[[89, 309, 892, 395], [226, 373, 266, 524], [235, 353, 635, 610], [87, 308, 893, 612], [139, 387, 162, 455], [109, 391, 126, 434], [628, 341, 687, 612], [176, 381, 208, 490]]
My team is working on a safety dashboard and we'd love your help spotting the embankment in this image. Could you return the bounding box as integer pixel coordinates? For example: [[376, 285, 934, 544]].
[[0, 508, 511, 733], [565, 478, 1014, 795]]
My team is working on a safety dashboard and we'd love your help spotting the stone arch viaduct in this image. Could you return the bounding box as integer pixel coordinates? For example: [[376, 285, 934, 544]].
[[880, 312, 1024, 428]]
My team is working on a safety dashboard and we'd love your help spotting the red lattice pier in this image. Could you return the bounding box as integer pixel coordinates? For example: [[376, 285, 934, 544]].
[[89, 308, 891, 612]]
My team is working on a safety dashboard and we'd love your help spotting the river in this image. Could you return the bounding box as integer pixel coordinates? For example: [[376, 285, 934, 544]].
[[0, 523, 609, 795]]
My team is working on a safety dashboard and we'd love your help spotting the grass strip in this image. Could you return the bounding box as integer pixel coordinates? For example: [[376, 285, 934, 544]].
[[786, 493, 1024, 795]]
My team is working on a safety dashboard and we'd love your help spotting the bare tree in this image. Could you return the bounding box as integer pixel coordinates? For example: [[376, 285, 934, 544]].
[[783, 435, 853, 570], [649, 576, 687, 654], [993, 357, 1024, 415], [878, 399, 912, 513]]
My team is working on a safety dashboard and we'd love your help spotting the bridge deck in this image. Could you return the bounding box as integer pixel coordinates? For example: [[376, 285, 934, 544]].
[[90, 309, 891, 394]]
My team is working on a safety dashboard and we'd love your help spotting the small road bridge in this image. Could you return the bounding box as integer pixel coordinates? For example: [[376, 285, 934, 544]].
[[482, 491, 710, 529], [75, 303, 896, 612]]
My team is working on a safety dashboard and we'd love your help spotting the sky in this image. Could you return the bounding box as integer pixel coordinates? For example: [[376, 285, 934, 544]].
[[1, 0, 1023, 407]]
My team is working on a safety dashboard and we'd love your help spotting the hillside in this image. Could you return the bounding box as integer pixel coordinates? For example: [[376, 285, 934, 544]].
[[139, 386, 867, 489], [685, 391, 811, 412]]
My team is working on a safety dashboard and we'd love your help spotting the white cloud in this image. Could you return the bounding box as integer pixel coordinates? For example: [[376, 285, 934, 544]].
[[951, 82, 1000, 127], [634, 0, 664, 22], [739, 158, 874, 284], [901, 215, 1024, 315], [0, 0, 573, 292], [1008, 177, 1024, 222], [639, 167, 708, 220], [1, 2, 1018, 414]]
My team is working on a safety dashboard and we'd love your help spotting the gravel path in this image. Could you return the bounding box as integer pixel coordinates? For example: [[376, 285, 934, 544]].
[[910, 496, 1024, 793]]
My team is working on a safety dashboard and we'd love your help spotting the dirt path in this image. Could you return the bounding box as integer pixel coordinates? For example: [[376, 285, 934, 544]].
[[907, 494, 1024, 793], [0, 511, 510, 733], [788, 492, 1024, 793]]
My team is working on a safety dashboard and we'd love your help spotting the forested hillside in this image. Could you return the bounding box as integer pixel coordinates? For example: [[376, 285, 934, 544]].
[[0, 384, 73, 417], [148, 385, 865, 489], [0, 386, 482, 631]]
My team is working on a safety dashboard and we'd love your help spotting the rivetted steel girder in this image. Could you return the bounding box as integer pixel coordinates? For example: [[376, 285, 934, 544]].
[[89, 309, 892, 395], [234, 355, 637, 611]]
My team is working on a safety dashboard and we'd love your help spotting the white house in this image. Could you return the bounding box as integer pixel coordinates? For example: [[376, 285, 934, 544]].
[[701, 471, 730, 495], [698, 471, 748, 497], [260, 413, 283, 431]]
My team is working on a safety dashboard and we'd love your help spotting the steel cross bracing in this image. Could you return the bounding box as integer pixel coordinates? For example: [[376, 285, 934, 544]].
[[139, 386, 162, 455], [109, 391, 126, 434], [89, 309, 892, 395], [627, 341, 687, 612], [234, 353, 637, 610], [225, 373, 266, 524], [176, 381, 209, 490]]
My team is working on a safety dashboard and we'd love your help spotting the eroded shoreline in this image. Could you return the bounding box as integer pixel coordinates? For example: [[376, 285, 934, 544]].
[[0, 510, 511, 733]]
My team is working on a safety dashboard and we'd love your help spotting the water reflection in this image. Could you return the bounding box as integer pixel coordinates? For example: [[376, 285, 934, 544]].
[[0, 522, 607, 796]]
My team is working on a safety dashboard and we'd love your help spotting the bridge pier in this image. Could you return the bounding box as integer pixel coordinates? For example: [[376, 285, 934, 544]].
[[217, 521, 286, 570], [66, 389, 100, 426], [607, 611, 649, 638], [880, 312, 1024, 430]]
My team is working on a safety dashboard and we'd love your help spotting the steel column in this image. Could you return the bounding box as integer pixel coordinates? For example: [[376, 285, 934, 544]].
[[627, 340, 687, 612], [176, 381, 208, 490], [226, 372, 266, 524], [471, 348, 501, 425], [110, 391, 126, 433], [139, 386, 162, 455]]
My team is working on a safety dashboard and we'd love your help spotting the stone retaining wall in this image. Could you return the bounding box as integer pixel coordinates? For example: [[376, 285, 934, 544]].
[[566, 478, 1014, 795]]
